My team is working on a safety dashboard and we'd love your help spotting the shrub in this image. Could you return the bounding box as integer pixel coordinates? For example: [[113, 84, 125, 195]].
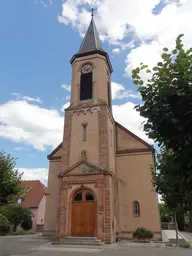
[[10, 230, 33, 236], [21, 216, 32, 231], [0, 214, 10, 236], [133, 227, 153, 239], [5, 205, 32, 231], [179, 241, 191, 248]]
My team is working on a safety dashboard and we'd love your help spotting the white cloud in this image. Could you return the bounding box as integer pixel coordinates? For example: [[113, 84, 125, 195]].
[[112, 82, 141, 100], [0, 100, 63, 151], [58, 0, 192, 82], [0, 96, 149, 151], [12, 93, 42, 104], [60, 102, 70, 112], [112, 48, 120, 54], [35, 0, 52, 8], [14, 147, 24, 151], [65, 95, 70, 100], [19, 168, 48, 185], [58, 0, 160, 43], [61, 84, 71, 92], [113, 101, 153, 144], [121, 41, 135, 51]]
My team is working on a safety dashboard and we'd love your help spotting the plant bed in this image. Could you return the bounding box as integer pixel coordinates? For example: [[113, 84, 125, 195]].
[[133, 237, 152, 243], [9, 230, 33, 236], [132, 227, 154, 243]]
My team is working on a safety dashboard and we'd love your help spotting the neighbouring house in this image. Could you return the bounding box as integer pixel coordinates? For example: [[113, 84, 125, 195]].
[[18, 180, 48, 233]]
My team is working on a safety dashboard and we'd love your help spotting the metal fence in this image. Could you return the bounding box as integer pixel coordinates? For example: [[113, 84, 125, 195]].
[[161, 222, 176, 230]]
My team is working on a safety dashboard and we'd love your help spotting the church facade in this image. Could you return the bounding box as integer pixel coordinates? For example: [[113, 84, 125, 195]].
[[43, 17, 161, 243]]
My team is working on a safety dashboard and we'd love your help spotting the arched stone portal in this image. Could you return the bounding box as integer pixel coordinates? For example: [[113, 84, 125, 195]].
[[71, 189, 96, 237]]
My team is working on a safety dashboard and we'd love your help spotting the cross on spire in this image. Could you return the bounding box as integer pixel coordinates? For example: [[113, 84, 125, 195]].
[[91, 8, 95, 18]]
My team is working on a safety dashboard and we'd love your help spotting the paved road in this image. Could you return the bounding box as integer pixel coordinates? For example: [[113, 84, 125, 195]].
[[0, 235, 192, 256]]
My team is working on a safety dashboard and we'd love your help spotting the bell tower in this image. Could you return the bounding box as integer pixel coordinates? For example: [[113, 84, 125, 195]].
[[60, 15, 116, 173], [52, 14, 117, 244], [69, 15, 113, 109]]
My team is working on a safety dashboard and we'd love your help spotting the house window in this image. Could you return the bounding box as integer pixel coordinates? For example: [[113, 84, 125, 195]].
[[133, 201, 140, 217], [80, 64, 93, 100], [17, 198, 22, 204], [41, 219, 43, 223]]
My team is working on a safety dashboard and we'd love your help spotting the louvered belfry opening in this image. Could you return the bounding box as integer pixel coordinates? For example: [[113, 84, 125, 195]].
[[80, 72, 93, 100]]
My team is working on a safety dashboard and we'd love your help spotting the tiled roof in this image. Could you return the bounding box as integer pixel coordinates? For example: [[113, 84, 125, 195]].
[[20, 180, 48, 208]]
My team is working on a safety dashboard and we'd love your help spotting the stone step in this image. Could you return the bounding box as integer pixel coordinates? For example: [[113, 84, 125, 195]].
[[63, 237, 99, 241], [53, 236, 104, 246]]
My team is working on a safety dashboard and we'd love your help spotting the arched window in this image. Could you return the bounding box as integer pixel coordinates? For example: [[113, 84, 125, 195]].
[[80, 64, 93, 101], [73, 190, 94, 202], [133, 201, 140, 217], [74, 191, 82, 201]]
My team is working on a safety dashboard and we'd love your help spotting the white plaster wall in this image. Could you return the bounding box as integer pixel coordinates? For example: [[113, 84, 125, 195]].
[[37, 195, 46, 225]]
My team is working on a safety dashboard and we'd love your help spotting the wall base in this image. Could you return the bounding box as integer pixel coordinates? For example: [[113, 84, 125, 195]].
[[120, 231, 162, 241], [42, 230, 56, 238]]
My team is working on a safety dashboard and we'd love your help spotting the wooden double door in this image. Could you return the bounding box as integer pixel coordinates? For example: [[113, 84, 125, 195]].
[[71, 190, 95, 237]]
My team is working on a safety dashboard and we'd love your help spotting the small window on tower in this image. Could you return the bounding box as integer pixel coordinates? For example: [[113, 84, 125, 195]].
[[107, 71, 111, 108], [80, 64, 93, 100], [82, 123, 87, 141]]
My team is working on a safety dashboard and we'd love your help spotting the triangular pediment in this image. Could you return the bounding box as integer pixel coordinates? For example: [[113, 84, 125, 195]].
[[58, 159, 112, 178]]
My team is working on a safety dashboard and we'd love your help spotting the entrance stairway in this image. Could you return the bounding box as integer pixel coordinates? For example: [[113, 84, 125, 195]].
[[53, 236, 104, 246]]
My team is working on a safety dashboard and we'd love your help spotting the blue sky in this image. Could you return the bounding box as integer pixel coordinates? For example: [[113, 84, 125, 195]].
[[0, 0, 191, 183]]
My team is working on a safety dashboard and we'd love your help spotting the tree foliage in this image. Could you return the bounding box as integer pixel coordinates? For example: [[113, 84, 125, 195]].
[[0, 151, 23, 205], [132, 34, 192, 208], [159, 203, 173, 222], [3, 205, 32, 232], [0, 214, 10, 235], [21, 214, 32, 231], [152, 148, 186, 210], [132, 34, 192, 152]]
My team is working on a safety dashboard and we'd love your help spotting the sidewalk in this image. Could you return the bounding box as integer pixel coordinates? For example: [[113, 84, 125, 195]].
[[181, 232, 192, 245]]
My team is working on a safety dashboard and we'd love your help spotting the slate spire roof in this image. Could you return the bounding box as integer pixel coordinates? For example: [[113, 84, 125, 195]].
[[77, 17, 105, 54], [70, 15, 113, 72]]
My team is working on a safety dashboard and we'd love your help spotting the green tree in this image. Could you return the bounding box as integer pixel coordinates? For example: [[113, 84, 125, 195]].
[[132, 35, 192, 191], [132, 34, 192, 152], [159, 203, 173, 222], [21, 215, 32, 231], [5, 205, 32, 232], [152, 148, 186, 243], [0, 151, 23, 205], [0, 214, 10, 235], [132, 34, 192, 229]]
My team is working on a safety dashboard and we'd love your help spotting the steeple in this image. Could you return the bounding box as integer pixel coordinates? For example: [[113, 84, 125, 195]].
[[77, 17, 104, 55], [70, 14, 113, 73]]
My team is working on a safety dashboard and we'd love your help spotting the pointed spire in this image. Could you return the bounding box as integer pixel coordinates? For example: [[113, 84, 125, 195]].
[[77, 17, 104, 55], [70, 12, 113, 73]]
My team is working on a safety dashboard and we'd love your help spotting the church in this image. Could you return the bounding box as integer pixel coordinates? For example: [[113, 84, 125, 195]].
[[43, 15, 161, 244]]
